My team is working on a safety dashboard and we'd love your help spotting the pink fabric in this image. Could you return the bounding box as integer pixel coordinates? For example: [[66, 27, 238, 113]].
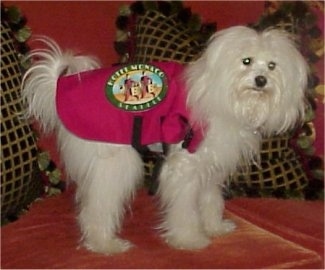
[[56, 62, 202, 152]]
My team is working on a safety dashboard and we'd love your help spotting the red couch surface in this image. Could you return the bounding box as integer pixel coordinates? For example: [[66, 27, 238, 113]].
[[1, 187, 323, 269], [227, 197, 324, 258]]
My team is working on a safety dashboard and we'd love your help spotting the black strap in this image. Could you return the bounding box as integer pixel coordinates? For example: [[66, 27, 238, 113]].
[[147, 154, 163, 195], [132, 116, 170, 195], [182, 128, 194, 149], [132, 116, 149, 154]]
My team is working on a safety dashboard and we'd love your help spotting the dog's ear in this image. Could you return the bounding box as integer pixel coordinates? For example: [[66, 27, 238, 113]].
[[261, 28, 310, 135], [263, 28, 310, 99]]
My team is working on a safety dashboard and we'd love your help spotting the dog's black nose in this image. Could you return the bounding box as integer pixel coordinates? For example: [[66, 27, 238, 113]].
[[255, 75, 267, 88]]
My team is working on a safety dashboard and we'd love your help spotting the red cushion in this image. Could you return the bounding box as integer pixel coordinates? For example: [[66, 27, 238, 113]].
[[1, 188, 323, 268], [227, 197, 324, 258]]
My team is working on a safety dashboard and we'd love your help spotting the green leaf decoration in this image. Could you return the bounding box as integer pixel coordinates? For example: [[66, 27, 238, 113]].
[[188, 14, 201, 32], [48, 169, 62, 185], [119, 5, 131, 16], [46, 187, 62, 197], [297, 136, 313, 149], [304, 106, 315, 122], [143, 1, 158, 11], [305, 146, 315, 156], [116, 29, 129, 42], [6, 6, 22, 24], [312, 169, 324, 180], [38, 152, 51, 171], [14, 26, 32, 43]]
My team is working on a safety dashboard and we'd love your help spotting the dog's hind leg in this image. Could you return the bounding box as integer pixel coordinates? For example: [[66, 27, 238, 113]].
[[59, 130, 143, 254], [78, 144, 143, 254]]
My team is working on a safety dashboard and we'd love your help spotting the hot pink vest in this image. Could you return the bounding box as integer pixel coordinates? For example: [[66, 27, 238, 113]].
[[56, 62, 203, 153]]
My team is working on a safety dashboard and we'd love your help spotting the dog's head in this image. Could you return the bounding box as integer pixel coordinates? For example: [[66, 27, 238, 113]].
[[186, 26, 309, 136]]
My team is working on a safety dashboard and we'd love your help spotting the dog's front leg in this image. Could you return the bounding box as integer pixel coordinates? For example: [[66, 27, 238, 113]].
[[158, 149, 211, 250], [199, 177, 236, 237]]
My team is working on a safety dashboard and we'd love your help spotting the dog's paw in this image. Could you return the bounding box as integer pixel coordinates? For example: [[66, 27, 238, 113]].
[[204, 219, 236, 237], [164, 232, 211, 250], [84, 237, 133, 255]]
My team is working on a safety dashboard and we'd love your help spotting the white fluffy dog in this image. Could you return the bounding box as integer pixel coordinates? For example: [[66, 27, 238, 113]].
[[22, 26, 308, 254]]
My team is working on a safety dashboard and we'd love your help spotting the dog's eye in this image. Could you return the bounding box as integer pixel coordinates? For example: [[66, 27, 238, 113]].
[[268, 61, 276, 70], [242, 57, 252, 66]]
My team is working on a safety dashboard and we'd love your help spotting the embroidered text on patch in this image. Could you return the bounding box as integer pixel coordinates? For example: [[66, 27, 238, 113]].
[[105, 64, 167, 112]]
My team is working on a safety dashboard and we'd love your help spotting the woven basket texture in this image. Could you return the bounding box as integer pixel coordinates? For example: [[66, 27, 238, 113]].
[[231, 135, 308, 192], [130, 10, 309, 195], [131, 10, 204, 64], [1, 21, 42, 223]]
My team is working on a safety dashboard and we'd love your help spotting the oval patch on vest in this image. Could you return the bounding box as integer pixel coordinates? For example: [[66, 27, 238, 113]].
[[105, 64, 167, 112]]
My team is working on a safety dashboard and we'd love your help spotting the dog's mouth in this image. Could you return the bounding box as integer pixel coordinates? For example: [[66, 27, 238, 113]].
[[252, 87, 270, 93], [244, 87, 269, 93]]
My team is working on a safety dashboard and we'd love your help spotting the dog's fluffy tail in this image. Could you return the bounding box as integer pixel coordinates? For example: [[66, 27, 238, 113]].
[[22, 37, 100, 133]]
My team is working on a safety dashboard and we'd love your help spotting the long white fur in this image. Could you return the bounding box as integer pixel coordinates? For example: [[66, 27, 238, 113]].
[[22, 36, 101, 133], [158, 26, 308, 249], [22, 26, 308, 254], [22, 38, 143, 254]]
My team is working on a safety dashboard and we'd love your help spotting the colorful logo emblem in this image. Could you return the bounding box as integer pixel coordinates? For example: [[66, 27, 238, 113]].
[[105, 64, 167, 112]]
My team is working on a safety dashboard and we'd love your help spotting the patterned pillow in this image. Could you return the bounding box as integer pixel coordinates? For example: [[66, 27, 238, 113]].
[[1, 20, 43, 223]]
